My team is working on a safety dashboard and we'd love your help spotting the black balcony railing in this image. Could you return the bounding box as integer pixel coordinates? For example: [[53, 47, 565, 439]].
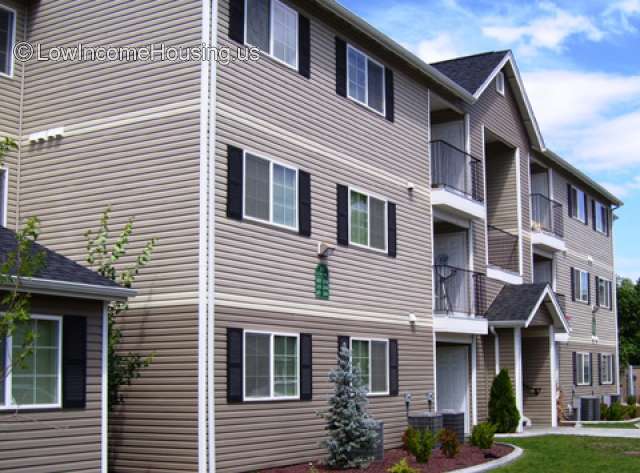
[[430, 140, 483, 202], [531, 193, 564, 238], [487, 225, 519, 274], [433, 265, 487, 316]]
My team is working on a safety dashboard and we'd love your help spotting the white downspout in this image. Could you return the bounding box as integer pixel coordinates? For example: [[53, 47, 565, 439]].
[[514, 327, 524, 432], [490, 326, 500, 374], [101, 302, 108, 473], [549, 325, 557, 427]]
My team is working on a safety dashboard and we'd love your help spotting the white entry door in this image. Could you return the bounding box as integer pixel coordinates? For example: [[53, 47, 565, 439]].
[[437, 345, 469, 432]]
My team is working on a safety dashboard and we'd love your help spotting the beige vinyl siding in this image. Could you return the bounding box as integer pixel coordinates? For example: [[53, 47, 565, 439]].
[[522, 333, 551, 426], [215, 307, 434, 473], [476, 335, 495, 422], [497, 328, 516, 390], [0, 295, 103, 473]]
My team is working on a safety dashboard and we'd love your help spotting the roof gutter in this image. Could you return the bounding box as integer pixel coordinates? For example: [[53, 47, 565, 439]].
[[1, 276, 137, 302], [314, 0, 476, 104]]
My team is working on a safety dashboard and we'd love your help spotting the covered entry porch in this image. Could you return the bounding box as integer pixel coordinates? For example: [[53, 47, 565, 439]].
[[485, 283, 570, 431]]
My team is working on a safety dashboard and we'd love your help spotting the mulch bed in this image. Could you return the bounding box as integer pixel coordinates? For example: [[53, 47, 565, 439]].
[[260, 444, 513, 473]]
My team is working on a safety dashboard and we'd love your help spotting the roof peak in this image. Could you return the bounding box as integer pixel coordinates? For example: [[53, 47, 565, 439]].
[[430, 50, 510, 66]]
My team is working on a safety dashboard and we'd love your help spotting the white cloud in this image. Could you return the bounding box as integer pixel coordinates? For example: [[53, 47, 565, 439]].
[[601, 176, 640, 198], [415, 33, 466, 63], [482, 3, 604, 55], [604, 0, 640, 32]]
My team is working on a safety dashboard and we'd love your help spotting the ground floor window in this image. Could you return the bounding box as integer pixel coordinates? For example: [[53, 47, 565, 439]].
[[244, 331, 299, 401], [351, 338, 389, 395], [576, 352, 591, 386], [601, 353, 613, 385], [1, 316, 62, 408]]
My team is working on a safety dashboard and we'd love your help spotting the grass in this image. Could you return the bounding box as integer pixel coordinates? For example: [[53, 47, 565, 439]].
[[495, 435, 640, 472], [582, 421, 639, 429]]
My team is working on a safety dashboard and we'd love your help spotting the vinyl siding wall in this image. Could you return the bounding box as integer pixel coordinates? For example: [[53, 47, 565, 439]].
[[16, 1, 204, 472], [0, 295, 103, 473], [522, 332, 551, 426]]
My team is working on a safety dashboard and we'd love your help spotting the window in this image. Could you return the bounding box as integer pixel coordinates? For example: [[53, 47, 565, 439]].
[[351, 338, 389, 395], [347, 45, 385, 115], [594, 201, 608, 234], [349, 189, 387, 251], [569, 185, 587, 223], [245, 0, 298, 69], [1, 316, 62, 409], [244, 331, 298, 400], [496, 71, 505, 95], [597, 277, 612, 309], [601, 354, 613, 385], [243, 151, 298, 230], [573, 269, 589, 304], [0, 5, 15, 77], [576, 352, 591, 386]]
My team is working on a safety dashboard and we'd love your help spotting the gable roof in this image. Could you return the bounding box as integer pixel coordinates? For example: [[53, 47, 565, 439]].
[[0, 226, 135, 301], [486, 283, 569, 333], [431, 51, 510, 96]]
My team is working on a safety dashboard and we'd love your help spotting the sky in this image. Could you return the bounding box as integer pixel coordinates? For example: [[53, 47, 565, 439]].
[[339, 0, 640, 280]]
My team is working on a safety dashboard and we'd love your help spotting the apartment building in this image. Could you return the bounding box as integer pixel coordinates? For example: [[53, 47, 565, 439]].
[[0, 1, 622, 472]]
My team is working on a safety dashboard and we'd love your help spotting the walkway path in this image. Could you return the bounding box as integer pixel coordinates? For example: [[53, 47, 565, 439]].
[[496, 425, 640, 439]]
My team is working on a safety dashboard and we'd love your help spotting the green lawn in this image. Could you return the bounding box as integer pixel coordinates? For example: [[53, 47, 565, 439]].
[[496, 436, 640, 472], [582, 421, 639, 429]]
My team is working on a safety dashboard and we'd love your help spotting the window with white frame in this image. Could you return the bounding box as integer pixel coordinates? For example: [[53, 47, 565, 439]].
[[351, 338, 389, 395], [573, 269, 589, 303], [245, 0, 298, 69], [597, 277, 612, 309], [496, 71, 505, 95], [243, 152, 298, 230], [570, 185, 587, 223], [0, 5, 15, 77], [347, 45, 385, 114], [576, 352, 591, 385], [244, 331, 299, 400], [601, 353, 613, 385], [1, 316, 62, 408], [349, 189, 387, 251], [594, 201, 608, 234]]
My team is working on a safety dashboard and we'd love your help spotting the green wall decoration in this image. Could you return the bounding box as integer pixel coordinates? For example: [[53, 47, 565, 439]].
[[315, 263, 330, 300]]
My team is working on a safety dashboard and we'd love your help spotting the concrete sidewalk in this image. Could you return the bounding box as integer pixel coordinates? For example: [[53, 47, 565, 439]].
[[496, 425, 640, 439]]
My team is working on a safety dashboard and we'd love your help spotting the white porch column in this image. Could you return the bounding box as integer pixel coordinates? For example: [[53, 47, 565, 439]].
[[514, 327, 524, 432], [472, 336, 478, 426], [549, 325, 557, 427]]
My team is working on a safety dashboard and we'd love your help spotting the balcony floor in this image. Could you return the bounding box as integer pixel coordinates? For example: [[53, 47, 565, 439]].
[[531, 230, 566, 252], [432, 188, 485, 221]]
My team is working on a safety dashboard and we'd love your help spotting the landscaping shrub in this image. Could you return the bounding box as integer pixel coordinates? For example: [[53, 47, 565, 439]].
[[608, 402, 626, 421], [387, 458, 419, 473], [470, 423, 496, 450], [488, 369, 521, 433], [401, 427, 415, 452], [627, 395, 637, 406], [438, 429, 460, 459], [406, 428, 436, 464], [626, 404, 639, 419], [600, 402, 609, 420]]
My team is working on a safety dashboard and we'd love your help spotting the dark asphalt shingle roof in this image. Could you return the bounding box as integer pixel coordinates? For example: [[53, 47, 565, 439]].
[[0, 226, 122, 289], [486, 283, 549, 323], [431, 51, 510, 95]]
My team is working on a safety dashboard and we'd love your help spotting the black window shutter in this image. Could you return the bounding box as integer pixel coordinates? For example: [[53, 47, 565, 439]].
[[337, 336, 350, 356], [570, 268, 576, 301], [608, 281, 613, 310], [229, 0, 245, 44], [337, 184, 349, 246], [388, 202, 397, 257], [592, 200, 597, 231], [584, 194, 589, 225], [300, 333, 312, 400], [595, 276, 600, 306], [62, 316, 87, 409], [572, 352, 577, 385], [389, 339, 399, 396], [567, 184, 573, 218], [589, 353, 594, 385], [385, 68, 395, 122], [587, 273, 591, 305], [227, 145, 244, 220], [612, 356, 617, 385], [598, 353, 602, 385], [335, 37, 347, 97], [298, 14, 311, 79], [227, 328, 244, 403], [298, 170, 311, 236], [606, 208, 611, 236]]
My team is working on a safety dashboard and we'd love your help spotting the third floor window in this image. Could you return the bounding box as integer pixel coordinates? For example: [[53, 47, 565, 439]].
[[246, 0, 299, 69], [0, 5, 15, 76], [568, 185, 587, 223], [347, 45, 385, 115]]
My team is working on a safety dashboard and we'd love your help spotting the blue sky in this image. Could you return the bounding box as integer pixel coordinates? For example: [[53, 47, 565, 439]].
[[339, 0, 640, 280]]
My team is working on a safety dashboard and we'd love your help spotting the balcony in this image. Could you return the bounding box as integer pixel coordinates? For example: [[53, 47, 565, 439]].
[[530, 194, 566, 252], [487, 225, 522, 284], [430, 140, 485, 221]]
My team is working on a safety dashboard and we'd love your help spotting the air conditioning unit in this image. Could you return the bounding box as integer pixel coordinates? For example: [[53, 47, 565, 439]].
[[580, 396, 601, 421]]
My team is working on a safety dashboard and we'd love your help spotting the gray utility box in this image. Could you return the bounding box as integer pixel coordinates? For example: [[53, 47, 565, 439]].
[[408, 413, 443, 434], [354, 421, 384, 461], [441, 411, 465, 444], [580, 397, 601, 421]]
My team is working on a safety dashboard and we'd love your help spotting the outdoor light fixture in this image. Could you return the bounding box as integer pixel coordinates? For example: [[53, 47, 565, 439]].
[[426, 392, 433, 412], [408, 313, 417, 325], [407, 182, 415, 191], [404, 392, 412, 417], [317, 241, 336, 258]]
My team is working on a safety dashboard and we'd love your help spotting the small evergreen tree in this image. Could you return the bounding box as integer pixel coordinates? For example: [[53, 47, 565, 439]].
[[318, 344, 378, 469], [488, 369, 520, 433]]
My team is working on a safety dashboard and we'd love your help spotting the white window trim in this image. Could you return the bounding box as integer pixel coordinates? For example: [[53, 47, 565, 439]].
[[601, 353, 614, 385], [2, 314, 63, 410], [575, 268, 590, 304], [576, 352, 591, 386], [350, 337, 390, 396], [597, 277, 612, 309], [346, 44, 386, 116], [0, 3, 16, 79], [242, 330, 300, 402], [244, 0, 299, 71], [496, 71, 505, 96], [347, 186, 388, 253], [242, 149, 299, 231], [570, 185, 587, 224], [594, 201, 607, 234]]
